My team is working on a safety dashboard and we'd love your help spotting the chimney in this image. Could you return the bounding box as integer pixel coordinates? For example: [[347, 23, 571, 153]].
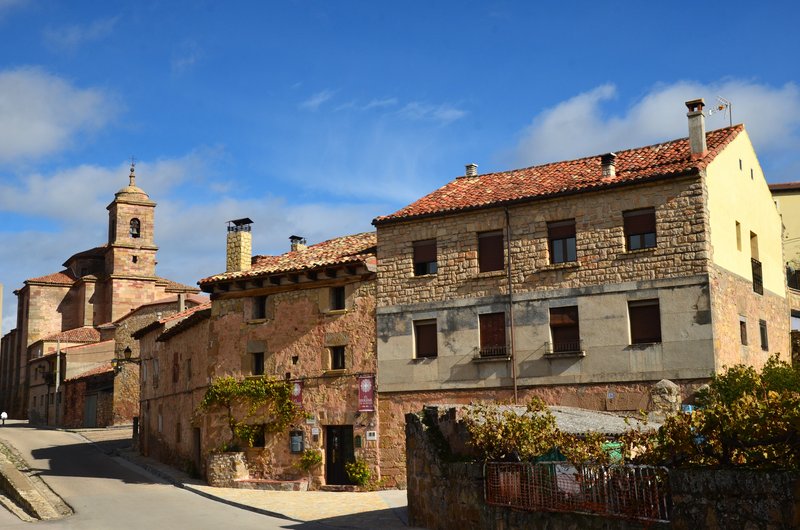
[[177, 293, 186, 312], [226, 218, 253, 272], [289, 235, 307, 252], [464, 163, 478, 177], [601, 152, 617, 178], [685, 98, 707, 157]]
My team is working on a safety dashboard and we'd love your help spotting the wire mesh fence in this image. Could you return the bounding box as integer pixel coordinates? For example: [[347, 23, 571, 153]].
[[485, 461, 670, 523]]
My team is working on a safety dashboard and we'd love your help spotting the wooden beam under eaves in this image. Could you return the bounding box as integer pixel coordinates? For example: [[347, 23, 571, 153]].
[[325, 268, 337, 278], [346, 265, 358, 275], [307, 271, 318, 281], [269, 276, 281, 285], [289, 274, 299, 283]]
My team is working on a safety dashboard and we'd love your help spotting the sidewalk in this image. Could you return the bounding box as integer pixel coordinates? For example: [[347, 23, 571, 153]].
[[74, 427, 421, 529]]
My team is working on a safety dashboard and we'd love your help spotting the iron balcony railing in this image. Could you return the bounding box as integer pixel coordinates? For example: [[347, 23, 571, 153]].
[[752, 258, 763, 294], [479, 346, 508, 358], [545, 339, 584, 356]]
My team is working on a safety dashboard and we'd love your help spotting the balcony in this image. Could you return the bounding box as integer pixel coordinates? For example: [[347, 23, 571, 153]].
[[478, 346, 509, 359], [752, 259, 763, 295], [544, 339, 585, 358], [788, 266, 800, 291]]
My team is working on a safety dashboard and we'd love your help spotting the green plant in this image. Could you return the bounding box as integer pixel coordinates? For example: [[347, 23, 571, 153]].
[[345, 458, 371, 487], [197, 376, 303, 448], [297, 449, 323, 472]]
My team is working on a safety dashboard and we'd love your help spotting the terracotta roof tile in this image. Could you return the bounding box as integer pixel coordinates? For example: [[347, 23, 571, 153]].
[[67, 362, 114, 381], [156, 277, 201, 292], [374, 126, 743, 224], [41, 327, 100, 343], [131, 301, 212, 339], [199, 232, 377, 285], [26, 269, 77, 286]]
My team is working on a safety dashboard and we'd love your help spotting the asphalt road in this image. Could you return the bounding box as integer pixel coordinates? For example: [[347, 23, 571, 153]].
[[0, 422, 329, 530]]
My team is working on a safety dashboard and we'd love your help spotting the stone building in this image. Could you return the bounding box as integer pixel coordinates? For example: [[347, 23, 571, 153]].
[[175, 225, 381, 487], [372, 99, 790, 483], [769, 181, 800, 330], [0, 165, 199, 420]]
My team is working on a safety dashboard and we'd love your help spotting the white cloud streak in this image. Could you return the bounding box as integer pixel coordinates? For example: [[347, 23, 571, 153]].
[[0, 67, 119, 164], [43, 17, 119, 52], [300, 90, 334, 110]]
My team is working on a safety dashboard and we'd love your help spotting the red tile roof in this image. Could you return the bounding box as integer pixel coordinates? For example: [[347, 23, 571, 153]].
[[67, 362, 114, 381], [41, 327, 100, 343], [374, 126, 744, 225], [131, 301, 212, 339], [156, 277, 201, 292], [199, 232, 377, 285], [769, 181, 800, 192], [26, 269, 77, 286]]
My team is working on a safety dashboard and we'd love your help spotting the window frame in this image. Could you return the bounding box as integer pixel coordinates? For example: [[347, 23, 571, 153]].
[[739, 316, 748, 345], [130, 218, 141, 239], [623, 208, 656, 251], [330, 345, 346, 370], [414, 319, 438, 359], [478, 230, 504, 273], [252, 351, 265, 376], [478, 312, 507, 358], [413, 239, 437, 276], [330, 286, 346, 311], [252, 295, 268, 319], [628, 299, 662, 344], [547, 220, 577, 264], [759, 320, 768, 351], [549, 306, 581, 353]]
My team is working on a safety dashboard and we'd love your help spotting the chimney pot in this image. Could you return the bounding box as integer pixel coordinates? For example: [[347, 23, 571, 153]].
[[685, 98, 707, 157], [289, 235, 307, 252], [601, 152, 617, 178], [464, 163, 478, 177]]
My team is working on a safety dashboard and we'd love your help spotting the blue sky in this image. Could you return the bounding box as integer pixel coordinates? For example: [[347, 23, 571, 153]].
[[1, 0, 799, 333]]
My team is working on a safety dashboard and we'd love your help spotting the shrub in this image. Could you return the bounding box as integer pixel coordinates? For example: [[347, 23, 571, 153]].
[[345, 459, 371, 486]]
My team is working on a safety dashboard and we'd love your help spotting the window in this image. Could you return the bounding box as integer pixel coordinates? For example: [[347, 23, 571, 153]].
[[735, 221, 741, 251], [548, 220, 576, 264], [130, 218, 141, 238], [750, 232, 759, 260], [752, 258, 763, 295], [628, 299, 662, 344], [759, 320, 768, 351], [414, 320, 438, 358], [478, 230, 504, 272], [739, 316, 748, 345], [186, 359, 192, 387], [252, 295, 268, 319], [479, 313, 506, 358], [153, 359, 159, 387], [624, 209, 656, 250], [330, 286, 346, 311], [172, 352, 179, 384], [549, 306, 581, 353], [252, 352, 265, 376], [413, 239, 437, 276], [330, 346, 346, 370]]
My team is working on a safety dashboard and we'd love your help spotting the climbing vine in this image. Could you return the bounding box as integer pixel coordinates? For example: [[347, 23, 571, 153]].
[[198, 376, 303, 449]]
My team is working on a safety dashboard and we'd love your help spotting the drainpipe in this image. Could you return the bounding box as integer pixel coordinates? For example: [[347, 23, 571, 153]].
[[504, 207, 518, 404]]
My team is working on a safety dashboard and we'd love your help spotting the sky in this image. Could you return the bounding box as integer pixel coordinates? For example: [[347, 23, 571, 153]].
[[1, 0, 799, 333]]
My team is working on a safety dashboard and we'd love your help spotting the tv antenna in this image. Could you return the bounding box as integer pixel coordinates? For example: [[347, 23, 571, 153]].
[[708, 96, 732, 127]]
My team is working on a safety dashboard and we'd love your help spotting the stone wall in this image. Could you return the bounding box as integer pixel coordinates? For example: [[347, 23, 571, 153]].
[[407, 409, 800, 530], [206, 452, 248, 487], [792, 330, 799, 367]]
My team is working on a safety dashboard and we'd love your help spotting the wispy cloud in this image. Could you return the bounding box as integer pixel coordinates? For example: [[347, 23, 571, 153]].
[[397, 101, 467, 124], [300, 89, 334, 111], [364, 97, 398, 110], [172, 39, 203, 75], [510, 80, 800, 181], [0, 67, 119, 164], [43, 16, 119, 52], [0, 0, 28, 19]]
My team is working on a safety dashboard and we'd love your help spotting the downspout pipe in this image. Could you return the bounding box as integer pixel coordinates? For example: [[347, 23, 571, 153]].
[[504, 207, 518, 404]]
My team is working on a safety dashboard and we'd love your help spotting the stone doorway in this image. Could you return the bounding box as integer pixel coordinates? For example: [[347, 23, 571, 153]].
[[325, 425, 354, 485]]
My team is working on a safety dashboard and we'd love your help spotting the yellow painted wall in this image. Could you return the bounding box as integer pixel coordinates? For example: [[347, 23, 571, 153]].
[[772, 189, 800, 267], [705, 129, 785, 297]]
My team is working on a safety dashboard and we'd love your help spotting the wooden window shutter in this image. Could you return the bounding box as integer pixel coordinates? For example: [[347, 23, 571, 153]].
[[415, 321, 438, 357], [413, 240, 436, 264], [479, 313, 506, 349], [624, 209, 656, 234], [478, 231, 504, 272], [629, 300, 661, 343], [547, 220, 576, 239]]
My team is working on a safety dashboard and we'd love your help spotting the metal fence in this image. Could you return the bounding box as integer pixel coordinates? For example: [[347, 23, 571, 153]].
[[485, 461, 670, 523]]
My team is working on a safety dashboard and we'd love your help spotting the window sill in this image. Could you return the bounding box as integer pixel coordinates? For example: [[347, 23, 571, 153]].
[[544, 351, 586, 359], [325, 309, 348, 316], [474, 270, 505, 278], [412, 356, 437, 362], [472, 355, 511, 363], [537, 261, 580, 272], [247, 318, 267, 325], [410, 273, 437, 279], [620, 247, 657, 257], [322, 369, 347, 377], [627, 342, 662, 350]]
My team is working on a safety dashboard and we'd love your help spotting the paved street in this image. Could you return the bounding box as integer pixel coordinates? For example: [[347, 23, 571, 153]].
[[0, 421, 374, 530]]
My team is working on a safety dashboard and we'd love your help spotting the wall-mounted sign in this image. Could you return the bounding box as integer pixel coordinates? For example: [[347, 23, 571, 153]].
[[358, 375, 375, 412], [311, 427, 320, 436], [291, 380, 303, 406], [366, 431, 378, 441]]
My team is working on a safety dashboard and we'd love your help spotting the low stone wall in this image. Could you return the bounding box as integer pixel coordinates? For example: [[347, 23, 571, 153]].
[[407, 408, 800, 530], [206, 452, 247, 487]]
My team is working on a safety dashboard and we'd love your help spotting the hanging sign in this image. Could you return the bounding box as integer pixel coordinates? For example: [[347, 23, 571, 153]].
[[291, 380, 303, 407], [358, 375, 375, 412]]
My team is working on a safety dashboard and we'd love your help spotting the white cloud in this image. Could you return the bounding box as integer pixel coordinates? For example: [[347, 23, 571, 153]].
[[300, 90, 334, 111], [364, 98, 398, 110], [171, 39, 203, 75], [511, 80, 800, 175], [0, 0, 27, 18], [43, 17, 119, 52], [398, 101, 467, 124], [0, 67, 119, 164]]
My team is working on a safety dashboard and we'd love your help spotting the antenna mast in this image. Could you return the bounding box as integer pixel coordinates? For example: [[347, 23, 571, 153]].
[[708, 96, 732, 127]]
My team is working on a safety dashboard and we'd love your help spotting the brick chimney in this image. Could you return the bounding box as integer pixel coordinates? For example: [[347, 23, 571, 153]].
[[601, 153, 617, 178], [289, 235, 307, 252], [464, 163, 478, 177], [226, 218, 253, 272], [685, 98, 707, 158]]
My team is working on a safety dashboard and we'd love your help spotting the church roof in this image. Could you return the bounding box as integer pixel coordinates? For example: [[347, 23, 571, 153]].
[[114, 163, 151, 201], [26, 269, 77, 286], [41, 327, 101, 343], [374, 125, 744, 225], [62, 245, 107, 268], [155, 277, 201, 293]]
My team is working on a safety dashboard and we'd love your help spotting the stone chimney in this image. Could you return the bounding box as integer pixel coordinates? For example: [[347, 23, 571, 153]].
[[464, 163, 478, 177], [685, 98, 707, 157], [177, 292, 186, 312], [601, 153, 617, 178], [226, 218, 253, 273], [289, 235, 307, 252]]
